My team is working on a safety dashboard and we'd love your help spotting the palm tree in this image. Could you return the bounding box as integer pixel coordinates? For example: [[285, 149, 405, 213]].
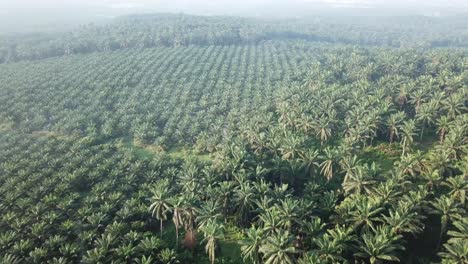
[[319, 147, 341, 181], [347, 196, 384, 232], [314, 117, 332, 146], [240, 226, 265, 264], [381, 204, 424, 235], [442, 175, 467, 205], [200, 220, 225, 264], [399, 120, 417, 157], [409, 87, 427, 112], [430, 195, 465, 249], [442, 93, 466, 119], [134, 255, 155, 264], [416, 102, 436, 140], [298, 148, 320, 178], [277, 198, 302, 232], [258, 207, 283, 236], [197, 199, 223, 228], [260, 230, 298, 264], [216, 181, 235, 219], [439, 237, 468, 264], [438, 218, 468, 263], [354, 225, 405, 264], [149, 180, 172, 238], [158, 248, 179, 264], [170, 196, 185, 247], [234, 180, 256, 226], [436, 115, 451, 143], [340, 155, 361, 182], [342, 165, 376, 195], [298, 252, 328, 264], [278, 132, 304, 160]]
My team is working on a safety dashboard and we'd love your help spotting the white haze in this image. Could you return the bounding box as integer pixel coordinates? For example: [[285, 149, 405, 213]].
[[1, 0, 467, 33]]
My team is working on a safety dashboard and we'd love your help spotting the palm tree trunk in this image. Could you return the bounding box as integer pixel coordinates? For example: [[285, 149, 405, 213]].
[[160, 219, 163, 238]]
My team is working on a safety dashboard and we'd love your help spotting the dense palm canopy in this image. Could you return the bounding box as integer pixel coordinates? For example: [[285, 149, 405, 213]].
[[0, 12, 467, 264]]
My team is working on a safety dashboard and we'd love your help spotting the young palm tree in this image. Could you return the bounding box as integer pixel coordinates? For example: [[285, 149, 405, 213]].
[[340, 155, 361, 182], [149, 180, 172, 238], [342, 165, 376, 195], [381, 204, 424, 235], [354, 225, 405, 264], [277, 198, 302, 232], [439, 237, 468, 264], [258, 207, 283, 236], [158, 248, 179, 264], [438, 218, 468, 263], [259, 230, 298, 264], [347, 196, 384, 232], [430, 195, 465, 249], [442, 175, 467, 205], [200, 220, 225, 264], [240, 226, 265, 264], [421, 169, 442, 192]]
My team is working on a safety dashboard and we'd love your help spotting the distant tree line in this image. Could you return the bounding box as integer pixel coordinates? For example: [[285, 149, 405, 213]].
[[1, 13, 468, 63]]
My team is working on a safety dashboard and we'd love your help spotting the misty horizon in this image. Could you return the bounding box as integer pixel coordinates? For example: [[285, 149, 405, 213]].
[[1, 0, 468, 33]]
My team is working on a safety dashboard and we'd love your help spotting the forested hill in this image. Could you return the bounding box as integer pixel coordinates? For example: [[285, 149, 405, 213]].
[[1, 13, 468, 63]]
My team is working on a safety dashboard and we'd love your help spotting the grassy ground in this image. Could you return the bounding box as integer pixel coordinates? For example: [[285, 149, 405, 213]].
[[361, 141, 400, 172]]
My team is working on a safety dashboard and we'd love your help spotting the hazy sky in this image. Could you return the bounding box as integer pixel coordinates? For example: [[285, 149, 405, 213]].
[[1, 0, 467, 33]]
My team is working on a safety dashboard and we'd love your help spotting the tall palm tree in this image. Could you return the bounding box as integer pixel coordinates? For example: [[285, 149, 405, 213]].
[[149, 180, 172, 238], [260, 230, 298, 264], [170, 196, 185, 247], [436, 115, 451, 143], [216, 181, 235, 219], [234, 180, 256, 226], [240, 226, 265, 264], [200, 220, 225, 264], [416, 102, 436, 140], [399, 120, 418, 157]]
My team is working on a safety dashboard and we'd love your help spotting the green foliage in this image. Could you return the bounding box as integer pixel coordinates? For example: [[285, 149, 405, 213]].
[[0, 13, 467, 264]]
